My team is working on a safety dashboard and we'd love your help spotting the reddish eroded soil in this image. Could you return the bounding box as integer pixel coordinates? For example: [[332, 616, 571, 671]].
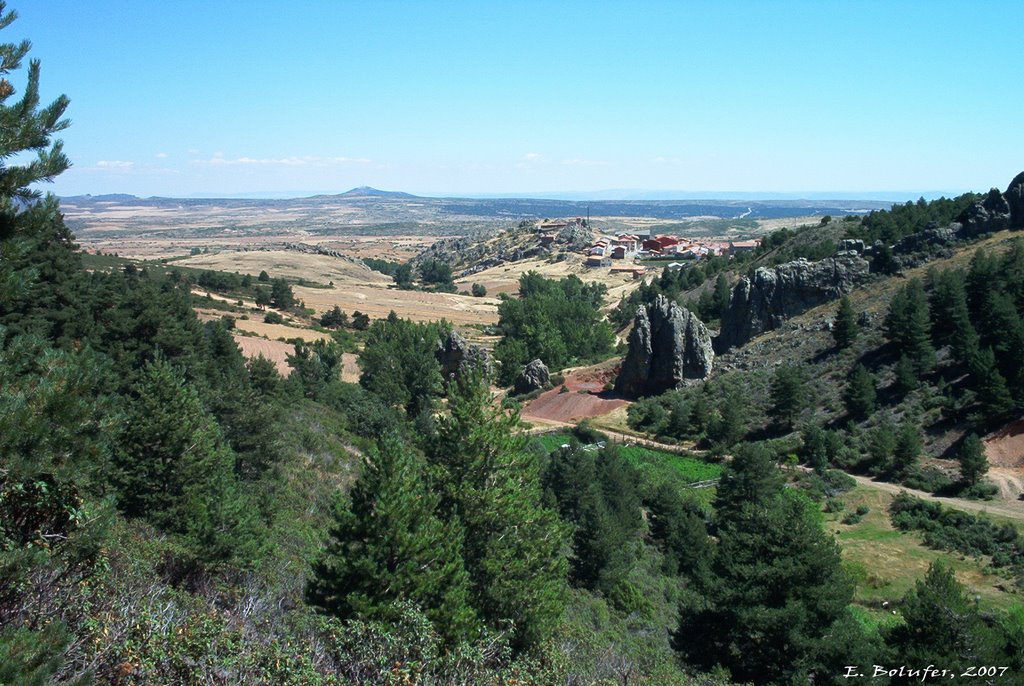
[[521, 362, 628, 424], [983, 419, 1024, 501], [984, 419, 1024, 467]]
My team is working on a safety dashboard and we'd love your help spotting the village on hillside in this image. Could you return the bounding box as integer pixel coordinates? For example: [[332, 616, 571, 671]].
[[536, 217, 762, 279]]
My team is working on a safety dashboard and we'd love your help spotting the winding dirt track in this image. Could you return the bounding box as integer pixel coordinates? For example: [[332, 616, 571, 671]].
[[842, 473, 1024, 522], [524, 418, 1024, 523]]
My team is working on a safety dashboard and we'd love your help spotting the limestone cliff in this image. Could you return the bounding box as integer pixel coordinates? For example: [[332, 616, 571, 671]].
[[615, 295, 714, 398], [716, 255, 869, 352]]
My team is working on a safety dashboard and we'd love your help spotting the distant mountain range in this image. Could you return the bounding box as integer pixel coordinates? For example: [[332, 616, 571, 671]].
[[64, 186, 941, 205], [62, 187, 895, 224]]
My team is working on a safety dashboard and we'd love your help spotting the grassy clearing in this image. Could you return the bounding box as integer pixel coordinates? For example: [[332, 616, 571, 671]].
[[533, 432, 721, 484], [618, 444, 721, 483], [826, 485, 1022, 613]]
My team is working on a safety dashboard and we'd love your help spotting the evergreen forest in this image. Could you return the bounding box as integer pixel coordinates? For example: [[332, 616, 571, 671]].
[[3, 5, 1024, 685]]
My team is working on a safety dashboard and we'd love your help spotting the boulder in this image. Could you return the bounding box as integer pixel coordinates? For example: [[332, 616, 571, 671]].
[[1005, 171, 1024, 229], [956, 188, 1011, 239], [838, 238, 865, 254], [436, 331, 491, 382], [716, 255, 869, 352], [555, 223, 593, 251], [614, 295, 714, 398], [514, 359, 550, 395], [893, 225, 958, 253]]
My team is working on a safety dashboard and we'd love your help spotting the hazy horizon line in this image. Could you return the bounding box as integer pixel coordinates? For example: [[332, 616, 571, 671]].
[[59, 186, 969, 204]]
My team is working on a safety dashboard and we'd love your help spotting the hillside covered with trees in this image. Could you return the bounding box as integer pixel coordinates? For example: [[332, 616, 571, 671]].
[[4, 4, 1024, 685]]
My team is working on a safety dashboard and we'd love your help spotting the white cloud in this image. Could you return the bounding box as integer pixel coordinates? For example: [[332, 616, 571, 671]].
[[95, 160, 135, 169], [516, 152, 545, 169], [155, 152, 169, 159], [191, 155, 371, 167]]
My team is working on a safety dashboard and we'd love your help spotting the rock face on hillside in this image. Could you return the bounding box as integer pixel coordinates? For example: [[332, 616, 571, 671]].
[[1005, 171, 1024, 229], [515, 359, 550, 395], [615, 295, 714, 398], [436, 331, 491, 382], [555, 223, 593, 251], [957, 188, 1012, 239], [716, 255, 870, 352]]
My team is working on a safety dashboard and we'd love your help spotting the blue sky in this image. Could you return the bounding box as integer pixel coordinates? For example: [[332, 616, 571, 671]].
[[10, 1, 1023, 198]]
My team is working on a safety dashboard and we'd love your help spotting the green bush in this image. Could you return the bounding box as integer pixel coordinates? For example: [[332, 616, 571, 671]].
[[889, 493, 1024, 582]]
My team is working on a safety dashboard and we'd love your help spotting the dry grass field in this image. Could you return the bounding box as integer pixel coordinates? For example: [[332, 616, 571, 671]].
[[179, 250, 391, 286], [294, 283, 501, 326], [235, 318, 332, 341], [314, 236, 435, 262], [180, 249, 504, 326], [455, 253, 648, 305], [827, 485, 1021, 611]]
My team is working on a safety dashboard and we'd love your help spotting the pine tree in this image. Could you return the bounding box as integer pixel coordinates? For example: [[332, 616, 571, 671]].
[[112, 357, 255, 563], [712, 442, 784, 520], [832, 295, 859, 350], [867, 419, 897, 474], [427, 371, 568, 651], [269, 277, 294, 309], [982, 290, 1024, 398], [942, 272, 974, 364], [713, 272, 731, 321], [969, 347, 1015, 421], [0, 1, 70, 302], [801, 424, 830, 473], [892, 421, 922, 478], [957, 433, 988, 487], [307, 435, 477, 644], [769, 364, 808, 431], [0, 3, 69, 203], [544, 445, 642, 592], [886, 279, 935, 375], [679, 443, 853, 684], [886, 562, 998, 681], [358, 313, 447, 416], [707, 387, 748, 449], [844, 363, 877, 421], [645, 483, 710, 579], [929, 269, 976, 361], [905, 279, 937, 375], [966, 248, 999, 319], [254, 286, 270, 310], [893, 354, 919, 397]]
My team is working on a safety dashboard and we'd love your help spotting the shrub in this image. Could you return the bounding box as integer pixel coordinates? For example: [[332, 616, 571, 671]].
[[264, 311, 284, 324], [841, 512, 863, 525]]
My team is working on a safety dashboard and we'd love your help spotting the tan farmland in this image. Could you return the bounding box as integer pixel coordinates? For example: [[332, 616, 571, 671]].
[[179, 250, 391, 286], [180, 249, 502, 326], [455, 254, 648, 304]]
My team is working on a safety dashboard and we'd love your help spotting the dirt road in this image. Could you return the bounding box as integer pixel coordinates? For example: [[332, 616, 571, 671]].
[[844, 473, 1024, 523]]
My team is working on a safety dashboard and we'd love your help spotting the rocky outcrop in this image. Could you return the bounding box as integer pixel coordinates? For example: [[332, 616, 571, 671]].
[[886, 173, 1024, 260], [555, 223, 593, 251], [1005, 171, 1024, 229], [716, 255, 869, 352], [514, 359, 550, 395], [893, 224, 958, 253], [436, 331, 491, 382], [614, 295, 714, 398], [837, 239, 865, 254], [956, 188, 1011, 239]]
